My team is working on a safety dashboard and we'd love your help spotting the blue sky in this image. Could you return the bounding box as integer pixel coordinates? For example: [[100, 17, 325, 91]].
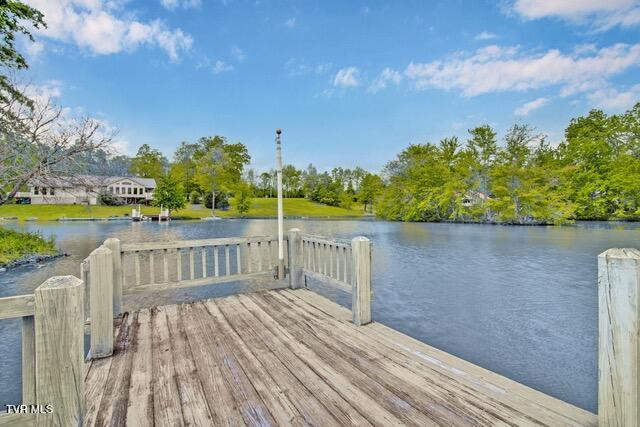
[[22, 0, 640, 172]]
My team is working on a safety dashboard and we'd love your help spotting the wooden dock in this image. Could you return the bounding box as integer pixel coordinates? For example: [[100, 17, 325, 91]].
[[84, 289, 595, 426], [4, 231, 640, 426]]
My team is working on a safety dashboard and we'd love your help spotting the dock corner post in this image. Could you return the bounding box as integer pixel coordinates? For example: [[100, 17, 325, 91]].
[[598, 248, 640, 427], [288, 228, 303, 289], [351, 236, 372, 326], [103, 237, 123, 317], [89, 246, 114, 358], [34, 275, 84, 427]]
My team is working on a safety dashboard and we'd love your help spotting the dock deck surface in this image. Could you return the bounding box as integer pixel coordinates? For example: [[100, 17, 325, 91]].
[[84, 289, 596, 426]]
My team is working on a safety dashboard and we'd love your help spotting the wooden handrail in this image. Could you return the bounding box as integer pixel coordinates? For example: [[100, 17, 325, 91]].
[[0, 294, 35, 320], [121, 235, 283, 252]]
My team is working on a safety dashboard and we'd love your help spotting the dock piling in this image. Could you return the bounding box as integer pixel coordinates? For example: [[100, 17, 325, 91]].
[[34, 276, 84, 426], [598, 248, 640, 426], [288, 228, 303, 289], [104, 238, 123, 317], [351, 236, 372, 326], [89, 246, 114, 358]]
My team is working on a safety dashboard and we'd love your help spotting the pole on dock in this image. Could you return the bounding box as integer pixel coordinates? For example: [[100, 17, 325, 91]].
[[598, 248, 640, 426], [276, 129, 285, 280]]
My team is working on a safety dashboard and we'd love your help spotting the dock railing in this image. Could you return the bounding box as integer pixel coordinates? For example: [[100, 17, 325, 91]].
[[289, 229, 372, 325]]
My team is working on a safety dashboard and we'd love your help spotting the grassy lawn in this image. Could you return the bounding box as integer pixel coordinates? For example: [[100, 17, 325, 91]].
[[0, 198, 364, 221], [0, 227, 57, 265]]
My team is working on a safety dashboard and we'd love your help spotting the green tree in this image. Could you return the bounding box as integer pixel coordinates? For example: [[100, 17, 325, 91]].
[[234, 181, 253, 216], [130, 144, 167, 179], [170, 141, 200, 195], [153, 175, 186, 214], [357, 173, 384, 212], [194, 136, 250, 216], [0, 0, 45, 131]]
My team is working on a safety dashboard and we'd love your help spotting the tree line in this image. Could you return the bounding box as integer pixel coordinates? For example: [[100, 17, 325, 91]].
[[377, 104, 640, 224]]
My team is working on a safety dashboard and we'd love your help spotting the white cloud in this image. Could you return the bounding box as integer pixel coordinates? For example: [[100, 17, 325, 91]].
[[333, 67, 360, 87], [285, 58, 332, 77], [368, 68, 402, 93], [160, 0, 201, 10], [231, 46, 246, 62], [285, 17, 297, 28], [514, 97, 548, 116], [475, 31, 497, 41], [404, 43, 640, 97], [510, 0, 640, 31], [22, 80, 64, 104], [212, 60, 233, 74], [587, 84, 640, 111], [24, 0, 193, 61]]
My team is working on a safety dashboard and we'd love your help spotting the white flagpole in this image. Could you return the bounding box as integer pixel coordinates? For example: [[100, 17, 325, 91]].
[[275, 129, 285, 279]]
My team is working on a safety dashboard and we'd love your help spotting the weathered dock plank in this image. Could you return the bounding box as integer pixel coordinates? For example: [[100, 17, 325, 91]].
[[84, 289, 596, 426]]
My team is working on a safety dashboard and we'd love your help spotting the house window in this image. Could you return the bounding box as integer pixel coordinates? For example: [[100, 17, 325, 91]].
[[42, 187, 47, 195], [50, 188, 55, 195], [141, 188, 145, 194], [133, 188, 138, 195], [34, 187, 39, 195], [127, 187, 132, 194]]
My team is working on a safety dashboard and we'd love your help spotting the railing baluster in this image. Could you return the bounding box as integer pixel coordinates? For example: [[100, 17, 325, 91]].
[[336, 245, 340, 280], [177, 249, 182, 282], [163, 249, 169, 283], [267, 241, 273, 269], [236, 244, 241, 274], [21, 315, 35, 404], [257, 242, 263, 271], [247, 242, 253, 273], [225, 245, 231, 275], [202, 247, 207, 278], [135, 251, 141, 286], [214, 246, 219, 277], [343, 246, 348, 283], [329, 244, 334, 278], [189, 247, 195, 280], [149, 250, 155, 284]]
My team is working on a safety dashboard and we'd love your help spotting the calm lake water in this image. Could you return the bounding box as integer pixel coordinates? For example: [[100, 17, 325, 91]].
[[1, 218, 639, 413]]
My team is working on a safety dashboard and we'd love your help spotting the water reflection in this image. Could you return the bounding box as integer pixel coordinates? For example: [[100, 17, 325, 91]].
[[2, 219, 640, 412]]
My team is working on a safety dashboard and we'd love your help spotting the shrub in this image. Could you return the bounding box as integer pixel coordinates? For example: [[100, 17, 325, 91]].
[[99, 192, 126, 206], [204, 192, 230, 210]]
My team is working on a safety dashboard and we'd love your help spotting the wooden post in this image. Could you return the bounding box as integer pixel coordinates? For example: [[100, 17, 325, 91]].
[[103, 238, 123, 317], [598, 248, 640, 426], [34, 276, 84, 426], [351, 236, 372, 326], [90, 246, 114, 358], [288, 228, 303, 289]]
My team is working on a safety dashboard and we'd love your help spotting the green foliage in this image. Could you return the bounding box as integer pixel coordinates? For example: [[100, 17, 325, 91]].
[[234, 182, 253, 216], [0, 226, 56, 265], [377, 103, 640, 224], [189, 190, 202, 204], [129, 144, 167, 179], [99, 192, 126, 206], [152, 175, 186, 212], [0, 1, 45, 130]]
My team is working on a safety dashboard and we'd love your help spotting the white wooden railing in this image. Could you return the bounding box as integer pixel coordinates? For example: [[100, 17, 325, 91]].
[[288, 228, 372, 326], [119, 235, 287, 292]]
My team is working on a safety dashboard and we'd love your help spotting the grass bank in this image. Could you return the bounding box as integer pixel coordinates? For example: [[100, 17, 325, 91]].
[[0, 227, 58, 266], [0, 198, 364, 222]]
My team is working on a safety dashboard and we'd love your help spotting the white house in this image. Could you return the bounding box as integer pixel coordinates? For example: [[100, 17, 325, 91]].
[[15, 175, 157, 205]]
